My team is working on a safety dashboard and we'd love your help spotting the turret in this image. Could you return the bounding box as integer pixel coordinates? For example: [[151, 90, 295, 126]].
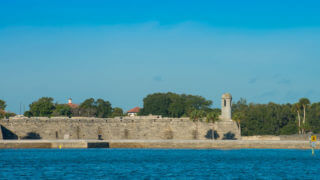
[[221, 93, 232, 121]]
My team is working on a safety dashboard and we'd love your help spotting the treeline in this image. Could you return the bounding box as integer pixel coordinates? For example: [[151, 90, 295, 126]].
[[0, 99, 16, 119], [139, 93, 320, 135], [139, 92, 217, 117], [2, 92, 320, 136], [23, 97, 123, 118], [232, 98, 320, 135]]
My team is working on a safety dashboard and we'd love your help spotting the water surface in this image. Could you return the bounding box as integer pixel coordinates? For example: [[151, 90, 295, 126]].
[[0, 149, 319, 179]]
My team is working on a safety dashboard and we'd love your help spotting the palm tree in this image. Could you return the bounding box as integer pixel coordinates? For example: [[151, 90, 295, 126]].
[[190, 109, 206, 122], [232, 112, 241, 129], [190, 110, 206, 139], [206, 111, 219, 123], [206, 112, 220, 140], [292, 103, 302, 134], [299, 98, 310, 134]]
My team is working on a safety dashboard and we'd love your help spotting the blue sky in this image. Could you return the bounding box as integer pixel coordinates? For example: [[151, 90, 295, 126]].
[[1, 0, 320, 113]]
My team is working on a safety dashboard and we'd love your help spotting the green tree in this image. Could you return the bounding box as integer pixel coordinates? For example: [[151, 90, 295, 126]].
[[79, 98, 112, 118], [0, 109, 5, 119], [140, 92, 212, 117], [52, 104, 72, 117], [232, 98, 247, 114], [280, 121, 298, 135], [308, 102, 320, 133], [168, 94, 185, 117], [206, 111, 220, 139], [24, 111, 33, 118], [182, 94, 213, 114], [79, 98, 97, 117], [189, 109, 206, 140], [292, 103, 302, 134], [206, 111, 220, 123], [5, 112, 16, 119], [299, 98, 310, 134], [29, 97, 55, 117], [112, 107, 124, 117], [96, 99, 112, 118], [0, 99, 6, 110], [190, 109, 206, 122], [232, 99, 248, 135], [232, 111, 244, 131], [140, 93, 172, 116], [279, 104, 295, 130], [232, 99, 298, 136]]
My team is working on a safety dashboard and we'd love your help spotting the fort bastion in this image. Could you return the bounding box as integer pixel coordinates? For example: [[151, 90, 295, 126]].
[[0, 93, 240, 140]]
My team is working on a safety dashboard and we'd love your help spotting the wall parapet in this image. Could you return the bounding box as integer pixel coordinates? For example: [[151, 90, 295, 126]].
[[2, 116, 192, 123], [0, 117, 240, 141]]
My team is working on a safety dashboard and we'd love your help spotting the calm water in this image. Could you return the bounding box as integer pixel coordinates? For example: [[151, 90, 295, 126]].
[[0, 149, 320, 179]]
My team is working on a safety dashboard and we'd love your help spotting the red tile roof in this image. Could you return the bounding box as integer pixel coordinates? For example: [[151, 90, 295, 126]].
[[127, 107, 141, 113], [67, 103, 79, 109]]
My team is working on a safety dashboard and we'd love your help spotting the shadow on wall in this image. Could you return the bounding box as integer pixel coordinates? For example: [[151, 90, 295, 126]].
[[0, 125, 18, 139], [124, 129, 129, 139], [164, 130, 174, 139], [223, 131, 236, 140], [22, 132, 41, 139], [205, 129, 220, 140], [192, 130, 199, 139]]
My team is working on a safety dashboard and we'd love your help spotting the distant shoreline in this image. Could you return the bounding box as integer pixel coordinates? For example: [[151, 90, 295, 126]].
[[0, 140, 318, 149]]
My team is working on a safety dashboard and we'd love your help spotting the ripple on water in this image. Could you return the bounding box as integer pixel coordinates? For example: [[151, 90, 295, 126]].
[[0, 149, 319, 179]]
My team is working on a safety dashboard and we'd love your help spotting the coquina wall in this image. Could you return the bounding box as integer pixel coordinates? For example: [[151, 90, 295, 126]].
[[0, 116, 240, 140]]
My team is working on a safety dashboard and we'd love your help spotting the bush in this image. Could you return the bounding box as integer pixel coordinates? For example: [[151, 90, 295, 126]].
[[280, 122, 298, 135]]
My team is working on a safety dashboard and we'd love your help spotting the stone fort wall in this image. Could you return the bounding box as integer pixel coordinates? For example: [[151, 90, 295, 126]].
[[0, 116, 240, 140]]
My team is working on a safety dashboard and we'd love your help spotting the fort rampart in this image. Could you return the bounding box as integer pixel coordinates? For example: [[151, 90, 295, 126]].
[[0, 116, 240, 140]]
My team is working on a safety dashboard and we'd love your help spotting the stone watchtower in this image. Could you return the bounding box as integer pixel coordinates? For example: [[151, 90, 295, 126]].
[[215, 93, 241, 139], [221, 93, 232, 121]]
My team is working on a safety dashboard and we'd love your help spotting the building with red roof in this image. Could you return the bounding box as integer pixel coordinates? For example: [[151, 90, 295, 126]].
[[127, 107, 141, 117], [67, 98, 79, 109]]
